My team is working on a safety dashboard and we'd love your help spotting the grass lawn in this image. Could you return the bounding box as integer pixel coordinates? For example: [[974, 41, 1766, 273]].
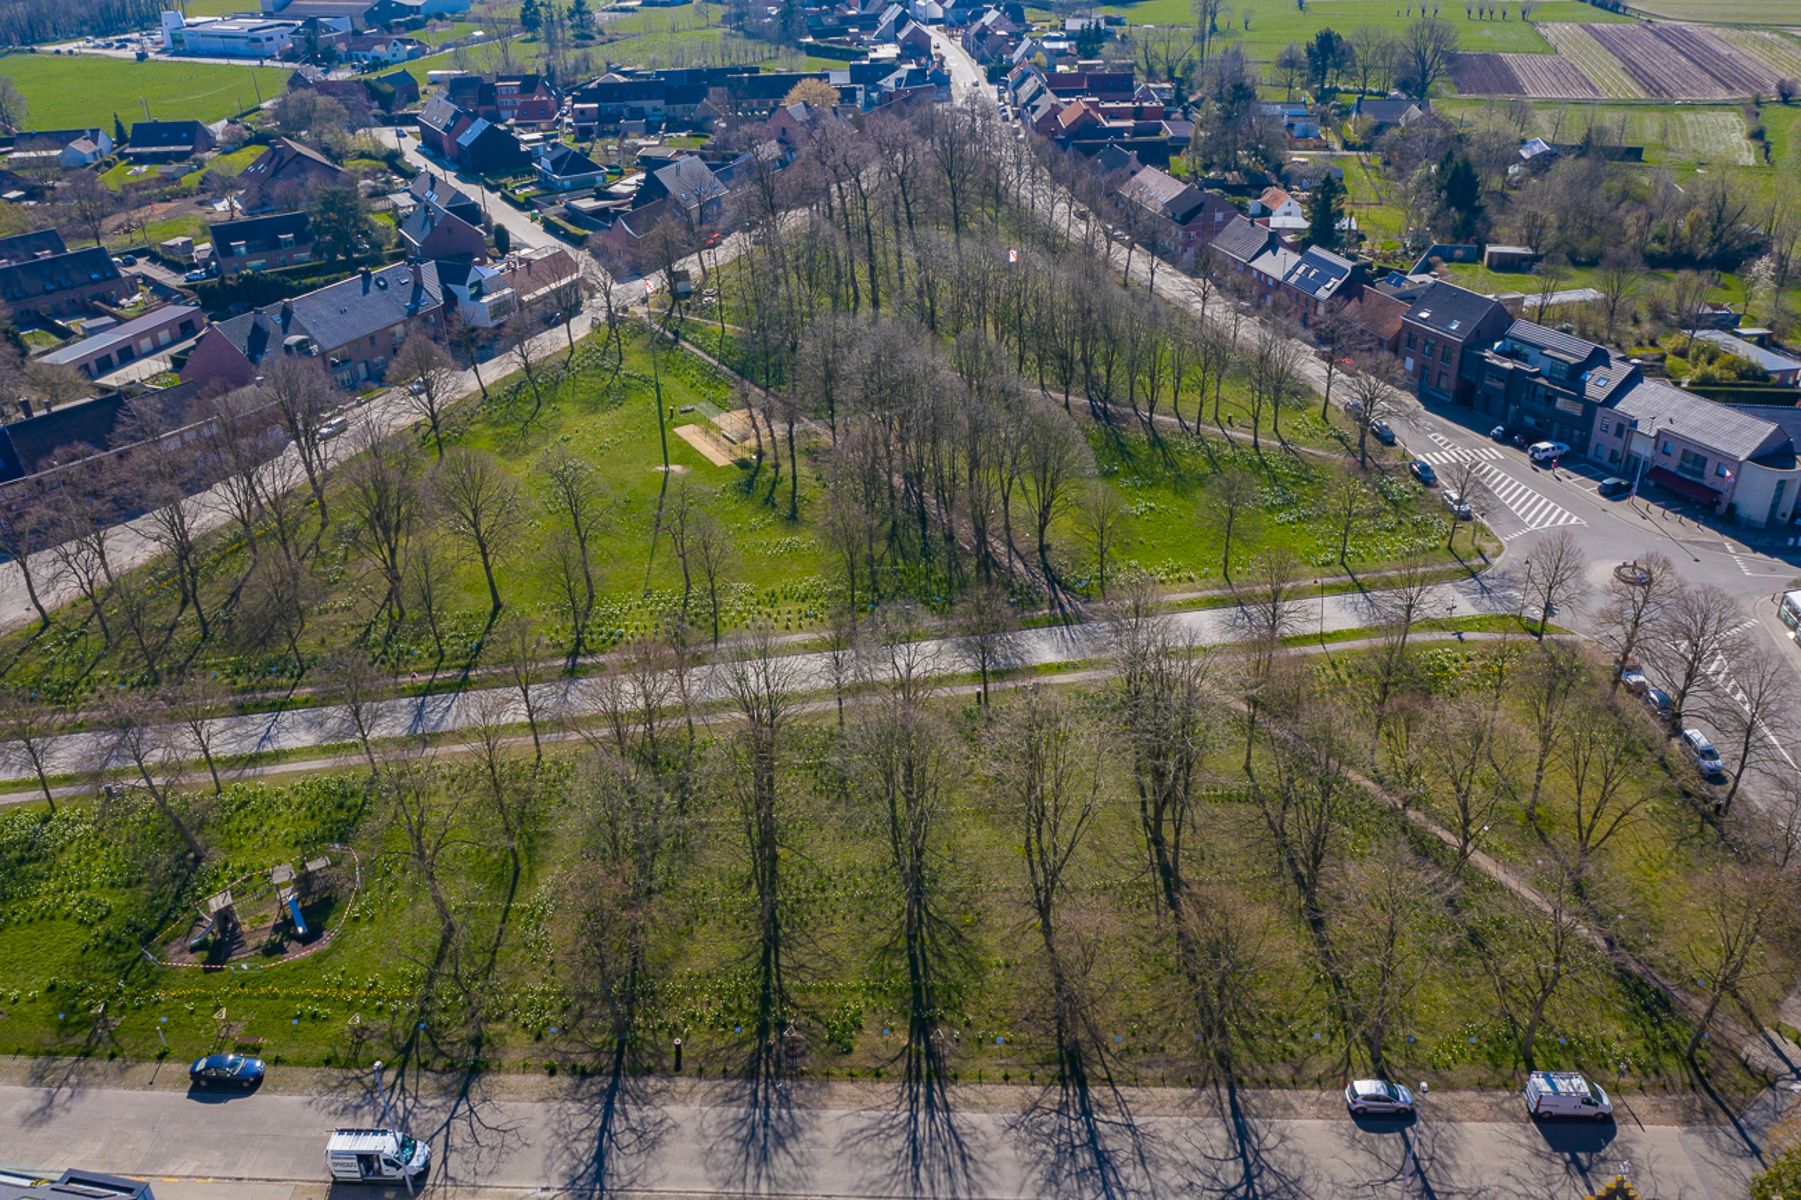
[[0, 641, 1775, 1102], [1439, 100, 1756, 168], [0, 54, 287, 129]]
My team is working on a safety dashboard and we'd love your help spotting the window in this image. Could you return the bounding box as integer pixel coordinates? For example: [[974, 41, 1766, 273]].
[[1405, 332, 1416, 350], [1716, 463, 1731, 478], [1661, 439, 1673, 455], [1440, 345, 1451, 364], [1599, 419, 1611, 434], [1678, 449, 1707, 479]]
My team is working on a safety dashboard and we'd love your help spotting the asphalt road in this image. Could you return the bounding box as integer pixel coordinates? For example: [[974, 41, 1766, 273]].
[[375, 129, 551, 258], [0, 1077, 1770, 1199]]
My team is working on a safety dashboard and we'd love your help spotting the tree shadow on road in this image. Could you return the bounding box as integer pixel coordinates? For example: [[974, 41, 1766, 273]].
[[1176, 1081, 1312, 1199]]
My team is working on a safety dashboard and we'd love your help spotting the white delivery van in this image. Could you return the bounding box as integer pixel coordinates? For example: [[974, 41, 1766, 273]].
[[1523, 1071, 1612, 1120], [326, 1128, 430, 1183]]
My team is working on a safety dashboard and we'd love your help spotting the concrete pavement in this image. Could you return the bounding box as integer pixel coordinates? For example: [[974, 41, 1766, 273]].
[[0, 575, 1513, 784], [0, 1074, 1773, 1199]]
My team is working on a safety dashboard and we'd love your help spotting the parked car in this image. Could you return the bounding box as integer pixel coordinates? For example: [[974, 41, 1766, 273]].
[[1528, 440, 1570, 464], [317, 416, 348, 441], [1618, 666, 1648, 693], [1680, 728, 1728, 783], [1641, 687, 1673, 723], [119, 253, 137, 266], [1597, 477, 1631, 499], [1344, 1079, 1415, 1116], [703, 231, 723, 248], [1524, 1071, 1611, 1120], [1345, 399, 1365, 421], [1489, 425, 1509, 442], [1372, 419, 1396, 446], [189, 1052, 266, 1089], [1441, 490, 1473, 520], [1409, 460, 1437, 486], [183, 268, 209, 283]]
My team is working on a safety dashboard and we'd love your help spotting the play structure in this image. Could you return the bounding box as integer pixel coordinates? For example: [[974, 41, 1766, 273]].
[[154, 846, 360, 969]]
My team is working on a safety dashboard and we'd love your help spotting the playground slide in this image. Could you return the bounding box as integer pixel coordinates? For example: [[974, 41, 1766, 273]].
[[287, 896, 308, 938]]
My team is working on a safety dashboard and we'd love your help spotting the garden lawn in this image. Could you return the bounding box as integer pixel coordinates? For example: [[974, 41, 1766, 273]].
[[0, 54, 287, 129]]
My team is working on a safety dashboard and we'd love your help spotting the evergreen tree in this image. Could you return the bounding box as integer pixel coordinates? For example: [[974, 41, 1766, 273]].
[[519, 0, 541, 32], [1436, 150, 1484, 240], [113, 113, 126, 146], [568, 0, 592, 33], [1307, 173, 1345, 250]]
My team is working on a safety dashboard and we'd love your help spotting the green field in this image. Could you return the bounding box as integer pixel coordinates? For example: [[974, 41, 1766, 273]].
[[0, 53, 287, 129], [1625, 0, 1801, 21], [1440, 100, 1756, 167], [1051, 0, 1634, 61]]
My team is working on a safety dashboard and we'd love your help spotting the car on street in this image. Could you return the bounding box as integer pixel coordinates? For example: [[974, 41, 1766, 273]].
[[1619, 666, 1648, 694], [189, 1052, 265, 1088], [1524, 1071, 1611, 1120], [1344, 1079, 1415, 1116], [704, 231, 723, 248], [1680, 728, 1728, 783], [1345, 399, 1364, 421], [1441, 490, 1473, 520], [1641, 687, 1673, 723], [1528, 440, 1570, 464], [1489, 425, 1508, 442], [318, 416, 348, 440], [1597, 477, 1631, 499], [1409, 460, 1437, 486], [1372, 419, 1396, 445]]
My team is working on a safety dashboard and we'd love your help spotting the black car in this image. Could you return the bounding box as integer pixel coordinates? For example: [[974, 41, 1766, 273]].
[[189, 1052, 266, 1088], [1597, 477, 1631, 499], [1372, 419, 1397, 446], [1409, 460, 1437, 486]]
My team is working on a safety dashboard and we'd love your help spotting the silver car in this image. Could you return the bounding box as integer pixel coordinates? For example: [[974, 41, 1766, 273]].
[[1345, 1079, 1415, 1116]]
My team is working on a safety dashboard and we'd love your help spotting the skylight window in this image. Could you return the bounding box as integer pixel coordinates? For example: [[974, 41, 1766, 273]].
[[1448, 319, 1461, 331]]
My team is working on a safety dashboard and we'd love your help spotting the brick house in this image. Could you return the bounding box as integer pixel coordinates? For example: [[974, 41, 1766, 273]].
[[208, 210, 315, 275], [236, 137, 353, 213], [1396, 281, 1511, 404], [0, 241, 131, 319]]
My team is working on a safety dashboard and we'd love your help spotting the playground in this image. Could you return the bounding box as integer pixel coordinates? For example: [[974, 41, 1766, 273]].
[[152, 846, 360, 969]]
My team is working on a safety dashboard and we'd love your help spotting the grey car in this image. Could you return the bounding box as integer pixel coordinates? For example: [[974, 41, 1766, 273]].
[[1345, 1079, 1415, 1116]]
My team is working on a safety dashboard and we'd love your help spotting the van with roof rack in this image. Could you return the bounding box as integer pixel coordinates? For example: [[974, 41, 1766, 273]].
[[326, 1128, 430, 1184], [1523, 1071, 1611, 1120]]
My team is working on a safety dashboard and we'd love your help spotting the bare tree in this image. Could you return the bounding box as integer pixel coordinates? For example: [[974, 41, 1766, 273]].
[[1343, 358, 1399, 470], [1684, 866, 1782, 1060], [1519, 641, 1585, 822], [1211, 466, 1260, 581], [538, 448, 609, 654], [342, 429, 421, 630], [1333, 841, 1431, 1072], [1647, 582, 1746, 726], [260, 356, 337, 537], [954, 580, 1017, 708], [0, 483, 59, 630], [494, 613, 549, 763], [689, 511, 733, 648], [434, 447, 526, 618], [1499, 862, 1582, 1068], [164, 674, 230, 796], [1521, 528, 1587, 637], [1402, 16, 1457, 97], [1076, 482, 1128, 598], [1424, 698, 1508, 876], [319, 649, 389, 777], [1707, 647, 1798, 815], [394, 335, 460, 461], [1561, 702, 1653, 867], [0, 688, 64, 810], [404, 538, 454, 663], [103, 692, 205, 861], [1596, 553, 1673, 693]]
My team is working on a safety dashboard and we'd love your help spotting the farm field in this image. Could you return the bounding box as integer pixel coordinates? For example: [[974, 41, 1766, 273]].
[[1716, 28, 1801, 78], [1442, 101, 1755, 166], [1625, 0, 1801, 20], [1037, 0, 1632, 62], [1585, 22, 1781, 99], [1450, 50, 1601, 98], [0, 53, 287, 128], [1535, 23, 1645, 98]]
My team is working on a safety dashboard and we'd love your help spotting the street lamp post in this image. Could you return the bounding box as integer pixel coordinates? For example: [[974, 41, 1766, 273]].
[[1629, 416, 1674, 510], [373, 1059, 390, 1129]]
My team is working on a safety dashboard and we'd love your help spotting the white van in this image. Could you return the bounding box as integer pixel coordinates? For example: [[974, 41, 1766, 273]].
[[326, 1128, 430, 1184], [1523, 1071, 1611, 1120]]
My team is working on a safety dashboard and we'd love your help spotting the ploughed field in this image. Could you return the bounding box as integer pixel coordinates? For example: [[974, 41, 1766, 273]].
[[1454, 21, 1798, 100]]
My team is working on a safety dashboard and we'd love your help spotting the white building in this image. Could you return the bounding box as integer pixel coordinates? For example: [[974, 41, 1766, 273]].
[[160, 10, 300, 58]]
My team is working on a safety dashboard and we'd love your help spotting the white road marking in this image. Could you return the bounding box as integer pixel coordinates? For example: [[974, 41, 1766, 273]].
[[1476, 464, 1585, 534], [1417, 447, 1505, 466]]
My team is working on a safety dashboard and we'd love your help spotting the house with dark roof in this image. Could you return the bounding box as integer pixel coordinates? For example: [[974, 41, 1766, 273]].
[[1693, 330, 1801, 386], [408, 171, 483, 227], [125, 120, 217, 163], [0, 228, 70, 265], [493, 75, 560, 125], [1113, 160, 1237, 269], [236, 137, 353, 213], [720, 72, 832, 116], [208, 211, 314, 275], [398, 200, 485, 261], [417, 95, 474, 160], [10, 128, 114, 169], [453, 118, 530, 176], [182, 260, 444, 391], [1470, 319, 1639, 456], [1280, 246, 1364, 326], [0, 245, 131, 319], [635, 155, 728, 223], [1205, 215, 1298, 305], [1397, 281, 1511, 404], [1585, 381, 1801, 525], [39, 304, 205, 380], [537, 143, 607, 191], [1352, 96, 1429, 131]]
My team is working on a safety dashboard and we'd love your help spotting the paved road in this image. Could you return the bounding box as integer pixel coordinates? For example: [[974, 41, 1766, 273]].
[[0, 576, 1511, 783], [375, 128, 549, 257], [0, 1078, 1770, 1199]]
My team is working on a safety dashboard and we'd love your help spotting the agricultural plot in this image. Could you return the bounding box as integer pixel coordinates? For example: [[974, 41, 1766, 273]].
[[1654, 24, 1782, 94], [1626, 0, 1801, 19], [1717, 28, 1801, 80], [1538, 24, 1647, 98], [1586, 22, 1776, 99], [1451, 51, 1601, 97]]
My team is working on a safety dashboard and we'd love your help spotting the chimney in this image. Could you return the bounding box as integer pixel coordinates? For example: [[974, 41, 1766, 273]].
[[360, 265, 373, 292], [279, 300, 293, 329], [410, 261, 423, 291]]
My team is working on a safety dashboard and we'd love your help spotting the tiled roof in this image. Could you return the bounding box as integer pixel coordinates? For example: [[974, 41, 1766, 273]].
[[211, 261, 442, 361], [1208, 215, 1275, 265], [1503, 318, 1599, 362], [0, 227, 68, 265], [0, 246, 122, 305], [1404, 280, 1503, 338], [1695, 330, 1801, 374], [208, 210, 312, 253]]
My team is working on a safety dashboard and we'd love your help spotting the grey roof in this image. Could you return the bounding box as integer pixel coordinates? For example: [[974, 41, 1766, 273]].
[[1284, 246, 1356, 300], [42, 304, 203, 367], [1613, 380, 1787, 463], [541, 143, 604, 178], [211, 261, 443, 361], [128, 119, 210, 149], [650, 155, 727, 208], [1695, 330, 1801, 374], [419, 94, 465, 134], [397, 202, 482, 251], [1208, 215, 1274, 265], [1404, 281, 1504, 339], [208, 210, 311, 253], [1503, 318, 1599, 363], [0, 246, 122, 305], [0, 227, 68, 265]]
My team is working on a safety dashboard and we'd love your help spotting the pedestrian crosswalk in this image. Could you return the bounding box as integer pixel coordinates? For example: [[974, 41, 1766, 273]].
[[1475, 464, 1585, 537], [1416, 446, 1504, 466]]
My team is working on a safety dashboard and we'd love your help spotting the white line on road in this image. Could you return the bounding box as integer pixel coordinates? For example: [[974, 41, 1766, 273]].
[[1477, 464, 1584, 535]]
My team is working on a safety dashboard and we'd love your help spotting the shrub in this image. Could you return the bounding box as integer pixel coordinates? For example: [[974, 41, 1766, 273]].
[[1752, 1143, 1801, 1200]]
